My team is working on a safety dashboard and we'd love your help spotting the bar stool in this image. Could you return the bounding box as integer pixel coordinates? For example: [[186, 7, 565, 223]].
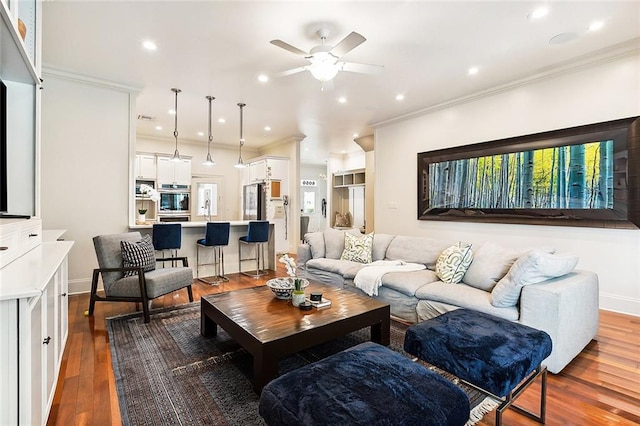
[[152, 223, 182, 267], [238, 220, 270, 278], [196, 222, 230, 284]]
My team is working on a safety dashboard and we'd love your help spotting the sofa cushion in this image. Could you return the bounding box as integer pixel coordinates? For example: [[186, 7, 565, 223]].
[[372, 233, 395, 261], [324, 228, 362, 259], [491, 250, 579, 308], [385, 236, 450, 269], [435, 242, 473, 284], [380, 269, 440, 297], [306, 258, 365, 280], [341, 232, 374, 263], [463, 242, 520, 291], [415, 281, 519, 321], [304, 232, 325, 259]]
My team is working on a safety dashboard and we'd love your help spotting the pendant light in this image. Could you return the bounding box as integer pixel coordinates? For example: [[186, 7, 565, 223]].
[[170, 88, 182, 162], [203, 95, 216, 166], [234, 102, 247, 169]]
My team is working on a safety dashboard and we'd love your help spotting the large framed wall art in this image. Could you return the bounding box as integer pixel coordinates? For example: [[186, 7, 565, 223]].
[[417, 117, 640, 229]]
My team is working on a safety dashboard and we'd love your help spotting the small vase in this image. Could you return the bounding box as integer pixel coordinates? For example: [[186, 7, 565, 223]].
[[292, 291, 305, 307], [137, 213, 146, 223]]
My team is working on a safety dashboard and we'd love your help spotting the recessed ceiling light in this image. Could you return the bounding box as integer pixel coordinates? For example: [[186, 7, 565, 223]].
[[155, 126, 163, 130], [353, 133, 359, 138], [588, 21, 605, 32], [218, 118, 226, 124], [395, 94, 405, 101], [258, 74, 269, 83], [528, 7, 549, 21], [264, 126, 271, 131], [142, 40, 157, 51], [168, 109, 176, 115], [197, 132, 204, 136], [468, 67, 479, 76], [338, 97, 347, 104]]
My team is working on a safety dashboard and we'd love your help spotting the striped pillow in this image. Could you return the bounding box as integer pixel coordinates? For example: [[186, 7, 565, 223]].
[[435, 242, 473, 284], [121, 234, 156, 277]]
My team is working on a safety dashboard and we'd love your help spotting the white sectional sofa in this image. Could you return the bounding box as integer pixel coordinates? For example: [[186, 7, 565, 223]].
[[297, 228, 599, 374]]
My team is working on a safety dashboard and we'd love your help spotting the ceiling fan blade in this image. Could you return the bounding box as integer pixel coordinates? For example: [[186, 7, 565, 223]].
[[330, 31, 366, 58], [338, 61, 384, 75], [275, 66, 309, 77], [270, 39, 308, 56]]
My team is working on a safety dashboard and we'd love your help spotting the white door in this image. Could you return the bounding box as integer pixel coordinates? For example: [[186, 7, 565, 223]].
[[191, 176, 224, 221]]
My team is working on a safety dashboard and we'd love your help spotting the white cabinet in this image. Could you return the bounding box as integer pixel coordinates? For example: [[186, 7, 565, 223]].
[[157, 156, 192, 186], [249, 160, 267, 182], [0, 239, 73, 426], [135, 154, 156, 179]]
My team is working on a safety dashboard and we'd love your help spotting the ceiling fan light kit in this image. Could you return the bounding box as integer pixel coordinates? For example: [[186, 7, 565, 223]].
[[271, 29, 382, 83]]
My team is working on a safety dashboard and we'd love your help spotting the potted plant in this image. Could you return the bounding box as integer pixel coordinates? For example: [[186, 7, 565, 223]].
[[138, 184, 159, 223], [279, 254, 306, 306]]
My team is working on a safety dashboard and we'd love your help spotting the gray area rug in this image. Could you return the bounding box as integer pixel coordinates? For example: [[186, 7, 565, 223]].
[[107, 303, 498, 425]]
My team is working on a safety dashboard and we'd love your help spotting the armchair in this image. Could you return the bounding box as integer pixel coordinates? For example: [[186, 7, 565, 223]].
[[89, 232, 193, 323]]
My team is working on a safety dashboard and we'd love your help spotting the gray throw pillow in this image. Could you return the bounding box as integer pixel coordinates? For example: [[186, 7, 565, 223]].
[[324, 228, 362, 259], [463, 242, 521, 291], [304, 232, 326, 259], [490, 250, 579, 308], [121, 234, 156, 277]]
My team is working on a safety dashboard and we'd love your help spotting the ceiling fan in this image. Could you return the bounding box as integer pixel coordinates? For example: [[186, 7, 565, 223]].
[[270, 29, 383, 83]]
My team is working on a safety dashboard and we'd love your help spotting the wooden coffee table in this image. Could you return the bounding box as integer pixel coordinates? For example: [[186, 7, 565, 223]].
[[200, 281, 390, 393]]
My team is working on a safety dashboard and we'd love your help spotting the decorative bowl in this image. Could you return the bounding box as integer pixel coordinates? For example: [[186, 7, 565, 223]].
[[266, 277, 309, 300]]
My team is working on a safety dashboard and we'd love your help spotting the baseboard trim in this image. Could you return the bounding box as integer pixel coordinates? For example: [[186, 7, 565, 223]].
[[68, 278, 97, 295], [599, 292, 640, 317]]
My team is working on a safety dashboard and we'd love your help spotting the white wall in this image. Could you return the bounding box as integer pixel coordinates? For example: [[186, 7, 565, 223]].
[[300, 164, 329, 234], [41, 73, 134, 294], [374, 53, 640, 316]]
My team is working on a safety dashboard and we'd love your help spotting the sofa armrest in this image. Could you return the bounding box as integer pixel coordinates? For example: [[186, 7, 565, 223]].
[[519, 269, 599, 374], [297, 243, 312, 269]]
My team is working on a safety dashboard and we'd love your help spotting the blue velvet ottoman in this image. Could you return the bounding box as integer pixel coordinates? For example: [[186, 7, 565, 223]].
[[259, 341, 470, 426], [404, 309, 552, 426]]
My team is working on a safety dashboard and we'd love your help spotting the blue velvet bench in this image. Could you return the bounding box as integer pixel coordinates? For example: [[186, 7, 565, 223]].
[[404, 309, 552, 426], [259, 341, 470, 426]]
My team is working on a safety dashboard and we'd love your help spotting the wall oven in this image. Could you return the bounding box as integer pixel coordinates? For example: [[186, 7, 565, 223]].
[[159, 190, 190, 215]]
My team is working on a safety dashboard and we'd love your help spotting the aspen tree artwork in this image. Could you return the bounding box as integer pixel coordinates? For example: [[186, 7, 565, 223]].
[[427, 140, 614, 210], [417, 117, 640, 228]]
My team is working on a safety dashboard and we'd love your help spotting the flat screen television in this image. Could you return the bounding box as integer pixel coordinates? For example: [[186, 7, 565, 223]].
[[0, 79, 7, 213]]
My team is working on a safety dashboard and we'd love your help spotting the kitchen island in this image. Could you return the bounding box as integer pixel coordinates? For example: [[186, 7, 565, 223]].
[[129, 221, 276, 277]]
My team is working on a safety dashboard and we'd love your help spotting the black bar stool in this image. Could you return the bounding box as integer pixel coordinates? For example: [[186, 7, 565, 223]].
[[238, 220, 270, 278], [152, 223, 182, 267], [196, 222, 230, 284]]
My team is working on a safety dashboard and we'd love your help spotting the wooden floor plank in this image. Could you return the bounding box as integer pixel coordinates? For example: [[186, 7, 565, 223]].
[[47, 266, 640, 426]]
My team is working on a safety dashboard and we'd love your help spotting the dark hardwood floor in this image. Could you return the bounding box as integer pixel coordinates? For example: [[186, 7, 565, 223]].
[[47, 266, 640, 425]]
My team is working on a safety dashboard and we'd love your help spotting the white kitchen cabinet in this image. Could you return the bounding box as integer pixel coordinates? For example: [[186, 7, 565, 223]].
[[157, 156, 192, 186], [0, 235, 73, 426], [249, 160, 267, 182], [135, 154, 156, 179]]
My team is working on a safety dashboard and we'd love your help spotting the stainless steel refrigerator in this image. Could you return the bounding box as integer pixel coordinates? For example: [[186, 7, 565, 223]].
[[243, 183, 266, 220]]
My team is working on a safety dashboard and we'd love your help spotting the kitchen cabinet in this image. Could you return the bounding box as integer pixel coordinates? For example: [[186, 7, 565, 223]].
[[135, 154, 156, 179], [249, 160, 267, 182], [157, 156, 192, 186], [0, 219, 73, 426]]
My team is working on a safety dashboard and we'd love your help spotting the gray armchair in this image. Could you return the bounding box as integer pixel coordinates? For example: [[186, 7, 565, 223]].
[[89, 232, 193, 323]]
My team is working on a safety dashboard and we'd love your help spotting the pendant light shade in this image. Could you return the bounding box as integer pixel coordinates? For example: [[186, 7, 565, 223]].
[[203, 95, 216, 166], [170, 88, 182, 162], [234, 102, 247, 169]]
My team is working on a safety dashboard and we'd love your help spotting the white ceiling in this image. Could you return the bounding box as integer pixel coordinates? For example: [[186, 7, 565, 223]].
[[41, 1, 640, 165]]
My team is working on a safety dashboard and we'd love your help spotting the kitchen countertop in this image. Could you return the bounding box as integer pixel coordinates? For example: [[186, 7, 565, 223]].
[[129, 220, 255, 229]]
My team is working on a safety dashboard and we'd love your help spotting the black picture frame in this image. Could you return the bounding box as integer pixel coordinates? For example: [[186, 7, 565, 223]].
[[417, 116, 640, 229]]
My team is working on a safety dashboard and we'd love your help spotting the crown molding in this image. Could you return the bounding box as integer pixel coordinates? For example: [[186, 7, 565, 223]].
[[42, 65, 142, 93], [372, 38, 640, 129]]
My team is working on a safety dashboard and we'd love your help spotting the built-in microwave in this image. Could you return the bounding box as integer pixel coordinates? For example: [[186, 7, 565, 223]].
[[159, 190, 190, 213], [135, 179, 155, 195]]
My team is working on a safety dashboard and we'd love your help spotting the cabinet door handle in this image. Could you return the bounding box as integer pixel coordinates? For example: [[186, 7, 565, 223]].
[[29, 233, 39, 237], [43, 336, 51, 345], [0, 246, 7, 251], [61, 293, 67, 297]]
